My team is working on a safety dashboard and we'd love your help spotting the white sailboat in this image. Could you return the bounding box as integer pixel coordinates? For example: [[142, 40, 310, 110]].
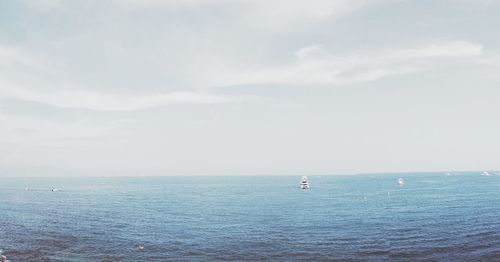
[[398, 177, 405, 186], [300, 176, 310, 189]]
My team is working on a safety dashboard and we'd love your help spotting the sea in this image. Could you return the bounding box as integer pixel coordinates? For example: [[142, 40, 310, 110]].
[[1, 173, 500, 261]]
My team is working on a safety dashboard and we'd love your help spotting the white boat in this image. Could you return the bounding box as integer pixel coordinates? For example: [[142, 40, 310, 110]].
[[398, 177, 404, 186], [300, 176, 309, 189], [445, 172, 451, 176], [481, 171, 491, 176], [51, 188, 61, 192]]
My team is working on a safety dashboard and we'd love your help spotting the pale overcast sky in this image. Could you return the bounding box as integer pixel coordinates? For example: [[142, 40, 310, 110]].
[[1, 0, 499, 176]]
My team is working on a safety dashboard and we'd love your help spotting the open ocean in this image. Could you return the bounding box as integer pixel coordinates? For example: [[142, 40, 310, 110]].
[[1, 173, 500, 261]]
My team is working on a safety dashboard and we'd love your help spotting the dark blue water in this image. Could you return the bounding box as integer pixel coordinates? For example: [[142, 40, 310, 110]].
[[1, 173, 500, 261]]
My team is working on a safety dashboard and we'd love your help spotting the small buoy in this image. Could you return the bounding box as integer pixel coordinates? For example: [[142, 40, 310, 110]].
[[138, 245, 145, 252]]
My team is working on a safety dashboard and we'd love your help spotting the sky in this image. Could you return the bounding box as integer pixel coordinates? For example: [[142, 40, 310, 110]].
[[1, 0, 500, 176]]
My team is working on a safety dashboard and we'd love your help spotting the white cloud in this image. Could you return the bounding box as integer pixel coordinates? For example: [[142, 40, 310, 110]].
[[0, 82, 237, 111], [0, 38, 484, 111], [391, 41, 483, 59], [220, 41, 483, 86], [0, 43, 238, 111]]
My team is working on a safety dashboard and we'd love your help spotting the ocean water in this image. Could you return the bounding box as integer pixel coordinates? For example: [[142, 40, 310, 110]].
[[1, 173, 500, 261]]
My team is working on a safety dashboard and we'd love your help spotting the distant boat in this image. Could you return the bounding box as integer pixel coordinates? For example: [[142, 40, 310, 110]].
[[445, 172, 451, 176], [398, 178, 405, 186], [51, 188, 61, 192], [300, 176, 310, 189], [481, 171, 491, 176]]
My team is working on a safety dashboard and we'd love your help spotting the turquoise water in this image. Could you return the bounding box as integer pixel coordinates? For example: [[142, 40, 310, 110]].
[[1, 173, 500, 261]]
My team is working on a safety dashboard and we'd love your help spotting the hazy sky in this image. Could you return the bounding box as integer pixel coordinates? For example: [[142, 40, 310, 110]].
[[1, 0, 499, 176]]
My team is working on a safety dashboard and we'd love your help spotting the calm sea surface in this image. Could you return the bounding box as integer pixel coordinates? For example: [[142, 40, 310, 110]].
[[1, 173, 500, 261]]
